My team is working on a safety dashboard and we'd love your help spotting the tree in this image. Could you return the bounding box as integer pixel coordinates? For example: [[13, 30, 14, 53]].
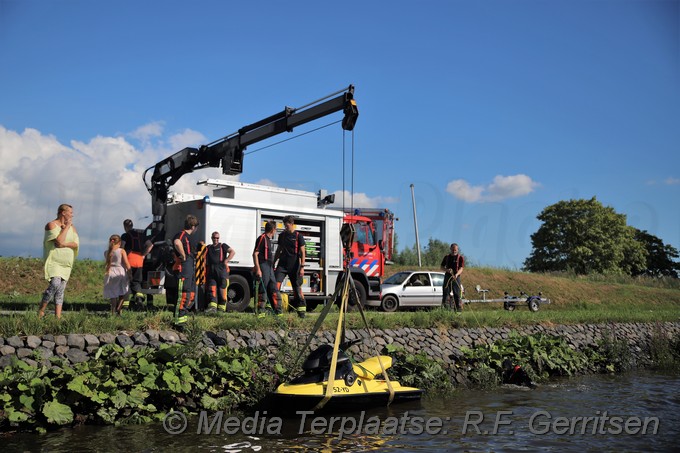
[[422, 238, 451, 267], [394, 244, 419, 266], [393, 237, 473, 268], [633, 229, 680, 278], [523, 197, 646, 275]]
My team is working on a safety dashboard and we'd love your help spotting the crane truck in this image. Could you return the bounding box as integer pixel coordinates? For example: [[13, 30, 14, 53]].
[[138, 85, 387, 312]]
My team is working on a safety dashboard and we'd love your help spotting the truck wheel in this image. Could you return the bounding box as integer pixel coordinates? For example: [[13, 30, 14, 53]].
[[350, 282, 367, 310], [527, 297, 540, 312], [306, 300, 320, 312], [333, 276, 367, 309], [226, 274, 251, 312], [380, 295, 399, 312]]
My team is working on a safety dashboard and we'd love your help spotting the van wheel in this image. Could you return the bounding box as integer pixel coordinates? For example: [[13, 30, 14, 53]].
[[381, 295, 399, 312], [226, 274, 251, 312]]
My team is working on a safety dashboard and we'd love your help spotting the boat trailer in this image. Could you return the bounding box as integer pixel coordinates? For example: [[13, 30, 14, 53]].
[[462, 285, 551, 312]]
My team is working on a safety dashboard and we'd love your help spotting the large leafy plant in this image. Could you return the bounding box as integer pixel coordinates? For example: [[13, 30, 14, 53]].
[[1, 342, 277, 433]]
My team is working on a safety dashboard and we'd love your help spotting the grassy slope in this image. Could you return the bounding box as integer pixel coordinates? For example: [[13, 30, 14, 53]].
[[1, 257, 679, 336]]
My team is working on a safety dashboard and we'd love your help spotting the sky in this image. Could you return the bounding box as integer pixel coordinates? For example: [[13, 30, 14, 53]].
[[1, 0, 678, 269]]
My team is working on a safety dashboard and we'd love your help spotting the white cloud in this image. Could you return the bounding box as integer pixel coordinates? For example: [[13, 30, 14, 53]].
[[168, 129, 206, 151], [129, 121, 164, 142], [446, 174, 540, 202], [664, 177, 680, 185], [445, 180, 484, 202], [331, 190, 398, 208], [255, 178, 278, 187], [0, 124, 402, 259], [0, 124, 209, 260]]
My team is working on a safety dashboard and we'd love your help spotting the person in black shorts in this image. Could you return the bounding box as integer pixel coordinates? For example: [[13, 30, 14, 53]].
[[275, 215, 307, 318], [173, 215, 199, 326], [121, 219, 154, 310], [206, 231, 235, 313], [441, 243, 465, 312]]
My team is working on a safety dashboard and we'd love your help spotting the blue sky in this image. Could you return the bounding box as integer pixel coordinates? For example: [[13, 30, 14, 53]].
[[1, 0, 678, 269]]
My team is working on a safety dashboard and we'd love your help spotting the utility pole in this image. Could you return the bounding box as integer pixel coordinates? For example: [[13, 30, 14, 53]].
[[410, 184, 422, 267]]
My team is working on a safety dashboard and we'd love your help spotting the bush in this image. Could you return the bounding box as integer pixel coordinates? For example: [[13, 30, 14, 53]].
[[648, 323, 680, 371], [461, 332, 589, 387], [0, 340, 278, 433], [384, 344, 455, 395], [588, 328, 635, 373]]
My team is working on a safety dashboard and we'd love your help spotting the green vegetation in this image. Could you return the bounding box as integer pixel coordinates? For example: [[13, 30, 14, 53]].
[[385, 343, 454, 395], [633, 229, 680, 278], [393, 237, 452, 267], [647, 323, 680, 372], [460, 329, 680, 389], [1, 258, 679, 336], [461, 332, 590, 388], [586, 328, 636, 373], [523, 197, 680, 276], [2, 256, 678, 434], [1, 257, 113, 306], [0, 317, 457, 433], [0, 323, 279, 433]]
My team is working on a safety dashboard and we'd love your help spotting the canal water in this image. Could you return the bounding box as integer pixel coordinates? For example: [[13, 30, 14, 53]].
[[5, 370, 679, 452]]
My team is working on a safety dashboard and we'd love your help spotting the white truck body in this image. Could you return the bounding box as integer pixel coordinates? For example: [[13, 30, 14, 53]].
[[163, 179, 345, 310]]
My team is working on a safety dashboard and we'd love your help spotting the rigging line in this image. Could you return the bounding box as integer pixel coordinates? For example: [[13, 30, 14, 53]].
[[351, 128, 355, 216], [243, 120, 342, 156], [342, 128, 346, 214]]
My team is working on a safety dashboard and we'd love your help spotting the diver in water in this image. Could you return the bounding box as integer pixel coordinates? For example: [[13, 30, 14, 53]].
[[502, 359, 537, 389]]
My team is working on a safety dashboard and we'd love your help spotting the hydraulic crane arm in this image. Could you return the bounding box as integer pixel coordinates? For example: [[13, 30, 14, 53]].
[[143, 85, 358, 219]]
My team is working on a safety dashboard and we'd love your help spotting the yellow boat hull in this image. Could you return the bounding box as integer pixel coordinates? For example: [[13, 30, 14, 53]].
[[272, 356, 423, 413]]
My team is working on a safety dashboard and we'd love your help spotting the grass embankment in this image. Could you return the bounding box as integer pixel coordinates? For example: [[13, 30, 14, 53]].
[[1, 257, 679, 337]]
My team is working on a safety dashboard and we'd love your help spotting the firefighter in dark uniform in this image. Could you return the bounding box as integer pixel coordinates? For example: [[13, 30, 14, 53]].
[[440, 243, 465, 312], [206, 231, 235, 313], [275, 215, 307, 318], [253, 221, 282, 316], [121, 219, 153, 310], [173, 215, 199, 326]]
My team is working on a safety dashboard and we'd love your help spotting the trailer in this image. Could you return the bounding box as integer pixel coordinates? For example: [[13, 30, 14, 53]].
[[462, 285, 551, 312]]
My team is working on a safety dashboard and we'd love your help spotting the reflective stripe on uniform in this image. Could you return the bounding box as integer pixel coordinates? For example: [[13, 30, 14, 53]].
[[195, 244, 206, 286]]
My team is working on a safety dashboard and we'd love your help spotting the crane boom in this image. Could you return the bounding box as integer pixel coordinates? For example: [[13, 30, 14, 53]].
[[143, 85, 358, 223]]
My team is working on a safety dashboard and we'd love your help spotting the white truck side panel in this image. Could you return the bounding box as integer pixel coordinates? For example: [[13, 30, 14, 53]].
[[326, 217, 342, 270], [205, 204, 258, 268], [166, 200, 207, 246], [166, 190, 346, 300]]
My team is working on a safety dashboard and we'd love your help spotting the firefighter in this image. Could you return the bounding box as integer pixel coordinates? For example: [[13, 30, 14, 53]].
[[441, 243, 465, 312], [173, 215, 199, 326], [205, 231, 235, 313], [253, 220, 282, 316], [274, 215, 307, 318], [121, 219, 153, 310]]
